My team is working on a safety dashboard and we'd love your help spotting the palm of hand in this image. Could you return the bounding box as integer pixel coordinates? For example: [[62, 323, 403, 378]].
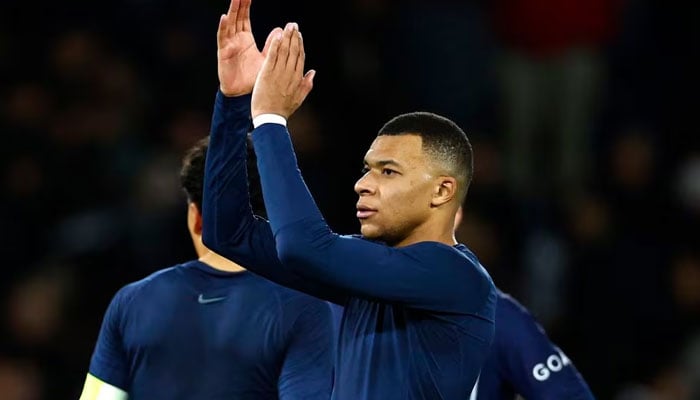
[[218, 32, 263, 96]]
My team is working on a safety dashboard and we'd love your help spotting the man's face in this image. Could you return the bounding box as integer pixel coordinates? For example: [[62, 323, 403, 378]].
[[354, 134, 437, 245]]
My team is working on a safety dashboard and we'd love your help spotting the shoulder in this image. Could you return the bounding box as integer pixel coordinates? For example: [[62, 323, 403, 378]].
[[406, 241, 483, 265], [496, 290, 535, 319], [496, 290, 543, 326], [404, 241, 494, 283], [494, 290, 549, 343], [121, 266, 179, 293], [108, 266, 180, 310]]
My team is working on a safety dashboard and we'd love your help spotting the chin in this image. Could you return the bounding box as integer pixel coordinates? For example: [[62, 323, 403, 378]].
[[360, 224, 381, 239]]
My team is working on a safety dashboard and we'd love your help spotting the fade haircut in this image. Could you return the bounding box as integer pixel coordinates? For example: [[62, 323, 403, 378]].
[[180, 135, 266, 217], [377, 111, 473, 202]]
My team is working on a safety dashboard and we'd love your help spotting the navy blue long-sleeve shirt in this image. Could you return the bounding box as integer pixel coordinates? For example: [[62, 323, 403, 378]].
[[328, 289, 595, 400], [470, 289, 595, 399], [88, 260, 334, 399], [202, 91, 497, 400]]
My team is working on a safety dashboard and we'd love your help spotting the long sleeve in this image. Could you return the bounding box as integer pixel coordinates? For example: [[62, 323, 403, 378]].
[[252, 123, 495, 314], [202, 91, 343, 304]]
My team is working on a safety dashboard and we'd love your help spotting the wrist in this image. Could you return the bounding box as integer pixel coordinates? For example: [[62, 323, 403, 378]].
[[219, 84, 252, 97], [252, 114, 287, 128]]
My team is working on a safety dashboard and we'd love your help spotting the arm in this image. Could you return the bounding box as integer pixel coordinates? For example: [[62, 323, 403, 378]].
[[81, 289, 130, 399], [495, 293, 595, 399], [278, 300, 335, 400], [250, 24, 494, 312], [204, 93, 342, 303], [254, 124, 492, 311], [201, 0, 343, 304]]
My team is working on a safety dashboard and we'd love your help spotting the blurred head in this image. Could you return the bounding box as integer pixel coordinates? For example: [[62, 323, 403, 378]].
[[180, 135, 264, 256], [354, 111, 473, 246], [180, 136, 209, 256]]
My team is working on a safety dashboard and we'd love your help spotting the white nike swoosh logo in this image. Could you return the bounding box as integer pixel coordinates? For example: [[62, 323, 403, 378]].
[[198, 294, 227, 304]]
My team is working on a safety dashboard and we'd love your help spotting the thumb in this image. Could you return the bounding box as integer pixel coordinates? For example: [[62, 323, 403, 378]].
[[302, 69, 315, 91], [297, 69, 316, 101]]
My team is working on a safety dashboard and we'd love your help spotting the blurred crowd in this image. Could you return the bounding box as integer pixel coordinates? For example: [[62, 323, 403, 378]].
[[0, 0, 698, 399]]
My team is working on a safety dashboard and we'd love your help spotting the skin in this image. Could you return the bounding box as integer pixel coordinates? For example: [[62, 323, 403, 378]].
[[251, 22, 315, 120], [187, 202, 245, 272], [218, 0, 283, 96], [356, 135, 460, 247]]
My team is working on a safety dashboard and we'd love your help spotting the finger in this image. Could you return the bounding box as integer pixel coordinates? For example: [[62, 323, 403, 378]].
[[294, 30, 305, 74], [239, 0, 252, 32], [227, 0, 239, 18], [264, 30, 283, 73], [228, 0, 240, 34], [217, 14, 226, 49], [288, 25, 302, 72], [278, 23, 294, 70], [262, 27, 284, 56]]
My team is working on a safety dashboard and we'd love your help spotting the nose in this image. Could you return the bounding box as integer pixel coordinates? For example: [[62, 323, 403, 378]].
[[354, 173, 374, 196]]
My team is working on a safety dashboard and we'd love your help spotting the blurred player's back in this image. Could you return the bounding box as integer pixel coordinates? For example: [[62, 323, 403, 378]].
[[87, 261, 332, 399], [79, 136, 334, 400]]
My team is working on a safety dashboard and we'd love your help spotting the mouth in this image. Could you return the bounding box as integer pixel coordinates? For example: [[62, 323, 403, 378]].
[[356, 205, 377, 219]]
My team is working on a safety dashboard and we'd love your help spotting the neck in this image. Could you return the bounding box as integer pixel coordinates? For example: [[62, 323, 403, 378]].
[[393, 221, 458, 248], [198, 251, 246, 273]]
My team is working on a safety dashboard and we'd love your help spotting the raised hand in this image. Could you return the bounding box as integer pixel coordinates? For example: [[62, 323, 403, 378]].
[[217, 0, 282, 96], [251, 23, 315, 119]]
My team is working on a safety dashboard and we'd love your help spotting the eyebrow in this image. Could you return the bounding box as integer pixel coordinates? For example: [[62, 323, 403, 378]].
[[364, 159, 404, 169]]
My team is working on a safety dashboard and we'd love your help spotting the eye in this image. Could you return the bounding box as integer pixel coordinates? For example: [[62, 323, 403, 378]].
[[382, 168, 397, 176], [360, 166, 369, 175]]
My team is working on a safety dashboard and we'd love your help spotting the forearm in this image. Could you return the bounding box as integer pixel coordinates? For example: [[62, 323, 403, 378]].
[[201, 91, 286, 278], [202, 90, 256, 253], [202, 93, 342, 303], [251, 122, 324, 232]]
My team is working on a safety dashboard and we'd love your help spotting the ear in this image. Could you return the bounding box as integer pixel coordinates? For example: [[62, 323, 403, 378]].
[[187, 202, 203, 236], [431, 176, 457, 207]]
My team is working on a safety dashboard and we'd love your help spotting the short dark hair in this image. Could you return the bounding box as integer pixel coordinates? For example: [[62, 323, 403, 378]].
[[180, 135, 265, 217], [180, 136, 209, 209], [377, 111, 473, 202]]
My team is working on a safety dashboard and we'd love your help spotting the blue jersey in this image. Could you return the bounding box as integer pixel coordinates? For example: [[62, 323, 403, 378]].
[[88, 260, 334, 400], [470, 290, 595, 399], [202, 91, 497, 400]]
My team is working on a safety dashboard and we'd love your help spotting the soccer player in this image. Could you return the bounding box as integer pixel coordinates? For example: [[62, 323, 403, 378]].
[[201, 2, 497, 398], [453, 207, 595, 399], [78, 135, 334, 400]]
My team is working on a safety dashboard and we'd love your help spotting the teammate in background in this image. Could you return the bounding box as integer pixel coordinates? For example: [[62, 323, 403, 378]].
[[454, 207, 595, 399], [78, 135, 334, 400], [201, 1, 496, 398]]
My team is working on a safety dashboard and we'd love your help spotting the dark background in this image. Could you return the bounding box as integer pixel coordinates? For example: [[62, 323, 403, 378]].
[[0, 0, 698, 398]]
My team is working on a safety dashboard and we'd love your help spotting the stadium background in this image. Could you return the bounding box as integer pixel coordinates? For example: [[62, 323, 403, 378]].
[[0, 0, 698, 398]]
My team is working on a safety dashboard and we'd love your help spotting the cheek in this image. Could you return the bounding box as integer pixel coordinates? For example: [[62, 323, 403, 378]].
[[406, 178, 434, 205], [386, 181, 430, 215]]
